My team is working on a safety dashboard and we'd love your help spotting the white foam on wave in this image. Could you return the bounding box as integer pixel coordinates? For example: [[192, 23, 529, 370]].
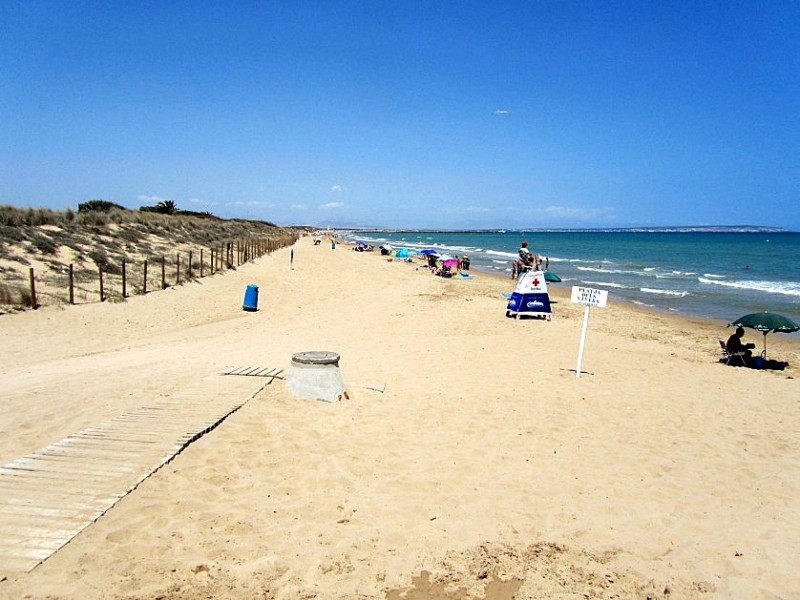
[[486, 250, 517, 259], [640, 287, 689, 297], [438, 244, 480, 253], [569, 258, 614, 265], [698, 277, 800, 297], [655, 271, 696, 279], [583, 280, 628, 289], [576, 266, 642, 275], [632, 300, 657, 309], [702, 273, 725, 279]]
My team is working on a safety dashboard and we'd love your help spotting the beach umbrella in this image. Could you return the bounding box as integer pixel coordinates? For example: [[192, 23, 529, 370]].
[[728, 312, 800, 358], [419, 249, 437, 255], [544, 271, 561, 283]]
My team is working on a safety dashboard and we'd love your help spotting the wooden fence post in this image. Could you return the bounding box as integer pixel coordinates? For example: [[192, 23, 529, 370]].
[[200, 249, 204, 278], [188, 250, 193, 279], [69, 264, 75, 305], [122, 259, 127, 298], [99, 266, 105, 302], [176, 253, 181, 285], [161, 256, 166, 289], [143, 260, 148, 294], [29, 267, 38, 309]]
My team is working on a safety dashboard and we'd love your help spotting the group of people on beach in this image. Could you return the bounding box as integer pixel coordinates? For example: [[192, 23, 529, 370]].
[[341, 235, 553, 282], [424, 253, 470, 278]]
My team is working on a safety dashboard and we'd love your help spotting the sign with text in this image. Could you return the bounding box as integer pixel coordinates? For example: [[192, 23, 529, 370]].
[[570, 286, 608, 378], [570, 286, 608, 308]]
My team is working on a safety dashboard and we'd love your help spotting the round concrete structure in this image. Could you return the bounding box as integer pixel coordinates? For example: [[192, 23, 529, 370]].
[[286, 351, 346, 403]]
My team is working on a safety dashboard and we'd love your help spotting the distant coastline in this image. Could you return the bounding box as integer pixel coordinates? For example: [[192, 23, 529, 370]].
[[334, 225, 790, 234]]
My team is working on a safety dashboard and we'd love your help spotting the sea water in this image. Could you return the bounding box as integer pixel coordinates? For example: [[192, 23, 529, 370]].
[[346, 230, 800, 325]]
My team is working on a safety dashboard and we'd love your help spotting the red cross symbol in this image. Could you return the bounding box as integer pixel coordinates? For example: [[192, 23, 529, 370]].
[[532, 278, 540, 286]]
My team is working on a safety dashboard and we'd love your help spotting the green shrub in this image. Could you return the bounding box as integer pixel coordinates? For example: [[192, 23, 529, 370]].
[[78, 200, 127, 213], [77, 212, 111, 227], [88, 248, 110, 270], [30, 234, 58, 255], [0, 224, 25, 242]]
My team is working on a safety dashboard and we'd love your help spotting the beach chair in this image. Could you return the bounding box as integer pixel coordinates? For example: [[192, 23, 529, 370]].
[[719, 339, 747, 366]]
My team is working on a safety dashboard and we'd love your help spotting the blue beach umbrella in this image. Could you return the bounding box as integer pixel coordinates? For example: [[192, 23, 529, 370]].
[[419, 249, 437, 255]]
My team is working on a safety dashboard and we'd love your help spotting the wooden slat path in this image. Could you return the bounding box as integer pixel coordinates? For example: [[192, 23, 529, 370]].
[[0, 374, 271, 577], [222, 366, 284, 379]]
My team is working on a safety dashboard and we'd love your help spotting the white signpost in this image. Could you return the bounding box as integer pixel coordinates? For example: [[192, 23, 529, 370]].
[[570, 286, 609, 378]]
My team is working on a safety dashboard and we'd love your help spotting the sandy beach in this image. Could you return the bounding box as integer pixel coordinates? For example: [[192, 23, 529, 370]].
[[1, 239, 798, 599]]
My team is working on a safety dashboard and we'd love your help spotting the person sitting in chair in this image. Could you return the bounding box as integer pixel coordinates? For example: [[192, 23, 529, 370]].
[[727, 327, 755, 362], [518, 241, 534, 268], [518, 241, 541, 276]]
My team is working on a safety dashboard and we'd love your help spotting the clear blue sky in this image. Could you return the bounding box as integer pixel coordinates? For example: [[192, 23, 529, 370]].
[[1, 1, 798, 230]]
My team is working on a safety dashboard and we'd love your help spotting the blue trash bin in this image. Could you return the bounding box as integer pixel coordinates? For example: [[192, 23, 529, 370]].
[[243, 284, 259, 311]]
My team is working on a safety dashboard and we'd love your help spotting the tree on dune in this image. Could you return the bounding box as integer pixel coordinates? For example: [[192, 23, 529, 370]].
[[139, 199, 178, 215], [155, 200, 178, 214]]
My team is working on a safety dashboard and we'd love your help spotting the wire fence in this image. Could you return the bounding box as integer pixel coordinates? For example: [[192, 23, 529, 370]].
[[10, 235, 298, 310]]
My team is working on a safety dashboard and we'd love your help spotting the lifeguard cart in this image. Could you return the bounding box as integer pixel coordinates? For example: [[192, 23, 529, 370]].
[[506, 269, 552, 320]]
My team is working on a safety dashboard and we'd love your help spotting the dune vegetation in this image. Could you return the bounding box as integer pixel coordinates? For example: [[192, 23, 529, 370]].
[[0, 204, 309, 313]]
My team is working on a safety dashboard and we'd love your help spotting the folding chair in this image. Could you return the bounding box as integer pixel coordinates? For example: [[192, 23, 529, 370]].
[[719, 339, 747, 366]]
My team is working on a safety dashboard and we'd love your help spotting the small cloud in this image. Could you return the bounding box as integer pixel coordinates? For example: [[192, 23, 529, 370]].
[[331, 185, 343, 192], [291, 204, 308, 210], [228, 200, 276, 207], [493, 109, 509, 116], [138, 194, 167, 204], [189, 197, 216, 206], [321, 202, 344, 209]]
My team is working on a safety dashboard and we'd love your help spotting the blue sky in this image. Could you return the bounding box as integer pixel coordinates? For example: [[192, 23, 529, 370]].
[[1, 1, 798, 230]]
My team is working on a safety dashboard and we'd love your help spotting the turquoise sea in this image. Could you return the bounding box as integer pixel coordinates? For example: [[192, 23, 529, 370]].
[[345, 230, 800, 326]]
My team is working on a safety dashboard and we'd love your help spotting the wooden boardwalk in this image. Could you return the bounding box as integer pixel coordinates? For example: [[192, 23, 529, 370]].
[[0, 373, 272, 577]]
